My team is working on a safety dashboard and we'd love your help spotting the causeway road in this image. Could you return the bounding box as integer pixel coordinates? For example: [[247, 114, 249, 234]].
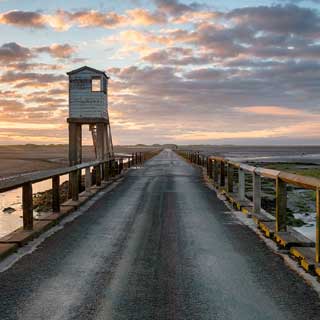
[[0, 149, 320, 319]]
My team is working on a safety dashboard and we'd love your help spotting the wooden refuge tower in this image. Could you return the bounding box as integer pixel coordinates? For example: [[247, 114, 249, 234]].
[[67, 66, 114, 165]]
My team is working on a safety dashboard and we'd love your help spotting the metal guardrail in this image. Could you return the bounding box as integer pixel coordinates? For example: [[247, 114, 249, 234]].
[[181, 151, 320, 263], [0, 152, 145, 231]]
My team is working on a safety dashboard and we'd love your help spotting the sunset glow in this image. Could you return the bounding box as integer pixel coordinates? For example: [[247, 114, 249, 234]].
[[0, 0, 320, 145]]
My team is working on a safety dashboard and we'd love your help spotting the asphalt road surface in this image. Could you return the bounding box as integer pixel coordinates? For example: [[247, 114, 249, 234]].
[[0, 149, 320, 320]]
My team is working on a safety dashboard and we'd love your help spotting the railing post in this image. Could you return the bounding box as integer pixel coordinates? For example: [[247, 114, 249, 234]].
[[104, 161, 109, 181], [52, 175, 60, 213], [276, 177, 287, 232], [238, 168, 245, 201], [213, 160, 219, 185], [253, 171, 261, 214], [96, 165, 101, 186], [208, 159, 213, 178], [23, 182, 33, 230], [119, 158, 123, 174], [108, 160, 112, 177], [85, 167, 91, 191], [220, 161, 225, 187], [227, 164, 234, 193], [71, 170, 79, 201], [316, 187, 320, 263]]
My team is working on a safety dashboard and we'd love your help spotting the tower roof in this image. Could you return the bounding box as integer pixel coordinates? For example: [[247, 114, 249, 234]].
[[67, 66, 109, 79]]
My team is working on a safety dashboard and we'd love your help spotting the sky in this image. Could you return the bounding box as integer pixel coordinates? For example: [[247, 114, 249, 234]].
[[0, 0, 320, 145]]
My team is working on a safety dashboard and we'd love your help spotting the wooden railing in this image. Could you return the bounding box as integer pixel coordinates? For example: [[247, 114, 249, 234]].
[[0, 152, 145, 231], [181, 151, 320, 263]]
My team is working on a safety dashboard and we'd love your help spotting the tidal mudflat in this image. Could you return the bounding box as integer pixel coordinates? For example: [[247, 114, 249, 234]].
[[0, 144, 159, 237]]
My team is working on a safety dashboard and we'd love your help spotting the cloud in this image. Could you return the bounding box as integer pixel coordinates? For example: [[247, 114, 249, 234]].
[[35, 43, 77, 58], [126, 8, 167, 25], [1, 3, 320, 144], [0, 99, 25, 112], [154, 0, 205, 16], [0, 10, 46, 28], [227, 4, 320, 36], [0, 8, 168, 31], [234, 106, 306, 116], [0, 71, 66, 88], [0, 42, 33, 63]]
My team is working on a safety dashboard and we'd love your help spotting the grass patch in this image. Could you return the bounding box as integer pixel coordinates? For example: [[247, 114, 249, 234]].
[[264, 163, 320, 179]]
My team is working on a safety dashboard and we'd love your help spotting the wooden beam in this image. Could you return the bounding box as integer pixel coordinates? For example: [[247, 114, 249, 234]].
[[96, 123, 105, 161], [22, 182, 33, 230], [85, 167, 91, 191], [220, 161, 225, 187], [238, 168, 245, 201], [69, 123, 82, 166], [70, 170, 79, 201], [276, 177, 287, 232], [227, 164, 234, 193], [96, 165, 101, 186], [52, 175, 60, 213], [208, 159, 213, 179], [213, 160, 219, 185], [253, 172, 261, 214], [316, 187, 320, 263]]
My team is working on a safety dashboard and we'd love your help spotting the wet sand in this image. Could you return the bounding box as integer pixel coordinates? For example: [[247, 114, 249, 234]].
[[179, 145, 320, 164], [0, 145, 159, 178]]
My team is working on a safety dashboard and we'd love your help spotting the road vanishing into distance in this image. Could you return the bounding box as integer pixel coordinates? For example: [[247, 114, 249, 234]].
[[0, 149, 320, 320]]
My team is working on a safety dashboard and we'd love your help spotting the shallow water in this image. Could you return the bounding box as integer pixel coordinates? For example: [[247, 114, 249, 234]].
[[0, 160, 129, 238], [0, 174, 69, 238]]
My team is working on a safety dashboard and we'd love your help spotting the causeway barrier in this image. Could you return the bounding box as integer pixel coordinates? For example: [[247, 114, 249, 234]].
[[0, 152, 150, 260], [179, 150, 320, 277]]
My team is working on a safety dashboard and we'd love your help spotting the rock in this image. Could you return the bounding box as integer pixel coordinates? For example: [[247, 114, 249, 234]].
[[2, 207, 16, 214]]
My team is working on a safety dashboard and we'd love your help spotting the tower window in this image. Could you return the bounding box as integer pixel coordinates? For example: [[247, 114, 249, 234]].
[[92, 77, 101, 92]]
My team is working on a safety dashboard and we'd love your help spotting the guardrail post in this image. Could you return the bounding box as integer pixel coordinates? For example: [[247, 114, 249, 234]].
[[108, 160, 113, 177], [213, 160, 219, 185], [253, 171, 261, 214], [238, 168, 245, 201], [104, 162, 109, 181], [23, 182, 33, 230], [316, 187, 320, 263], [208, 159, 213, 178], [85, 167, 91, 191], [71, 170, 79, 201], [276, 177, 287, 232], [119, 158, 123, 173], [52, 175, 60, 213], [96, 165, 101, 186], [220, 161, 225, 187], [227, 164, 234, 193]]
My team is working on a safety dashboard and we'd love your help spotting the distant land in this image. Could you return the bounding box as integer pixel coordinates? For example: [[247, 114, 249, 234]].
[[0, 144, 320, 178]]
